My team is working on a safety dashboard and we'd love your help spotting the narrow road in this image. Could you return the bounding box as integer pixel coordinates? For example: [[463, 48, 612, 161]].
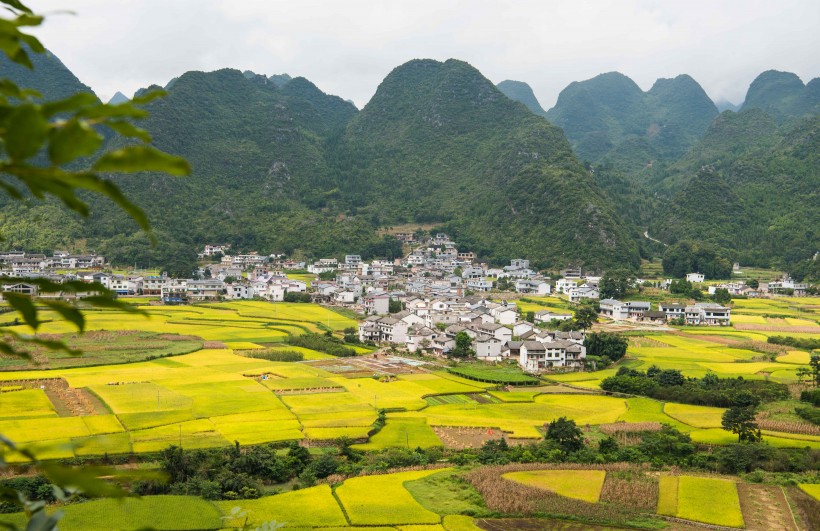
[[643, 230, 667, 247]]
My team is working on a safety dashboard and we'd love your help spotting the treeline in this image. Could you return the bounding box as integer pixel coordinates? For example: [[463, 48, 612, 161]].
[[768, 336, 820, 350], [600, 367, 789, 407], [584, 333, 628, 366], [244, 349, 304, 362], [662, 240, 733, 279], [286, 333, 356, 357]]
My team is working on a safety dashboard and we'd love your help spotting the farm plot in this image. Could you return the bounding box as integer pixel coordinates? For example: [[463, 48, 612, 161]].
[[799, 483, 820, 501], [0, 389, 57, 419], [354, 417, 443, 450], [398, 394, 628, 438], [672, 476, 744, 528], [335, 469, 445, 526], [663, 403, 725, 429], [502, 470, 606, 503], [0, 495, 223, 531], [216, 484, 347, 528]]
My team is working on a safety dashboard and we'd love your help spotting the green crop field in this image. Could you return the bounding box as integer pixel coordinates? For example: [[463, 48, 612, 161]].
[[216, 484, 347, 528], [335, 469, 446, 526], [656, 476, 678, 516], [663, 403, 725, 429], [447, 364, 540, 385], [675, 476, 744, 528], [0, 496, 223, 531], [502, 470, 606, 503], [355, 417, 443, 450]]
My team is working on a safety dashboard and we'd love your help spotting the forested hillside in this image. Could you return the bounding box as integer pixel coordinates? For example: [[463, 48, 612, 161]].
[[544, 72, 718, 172], [496, 80, 548, 117], [0, 55, 640, 271]]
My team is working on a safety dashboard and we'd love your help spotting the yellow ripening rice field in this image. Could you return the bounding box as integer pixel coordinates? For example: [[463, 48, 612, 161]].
[[334, 469, 445, 526], [502, 470, 606, 503]]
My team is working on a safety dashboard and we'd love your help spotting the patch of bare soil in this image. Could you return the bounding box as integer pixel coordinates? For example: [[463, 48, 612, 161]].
[[203, 341, 227, 349], [477, 518, 630, 530], [785, 485, 820, 531], [431, 426, 538, 449], [738, 484, 798, 531]]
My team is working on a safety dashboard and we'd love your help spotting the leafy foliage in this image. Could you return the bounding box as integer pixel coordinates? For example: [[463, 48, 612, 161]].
[[601, 367, 789, 407], [662, 240, 732, 279], [545, 72, 718, 168], [584, 333, 628, 362], [721, 406, 762, 443], [2, 57, 640, 269], [544, 417, 584, 452]]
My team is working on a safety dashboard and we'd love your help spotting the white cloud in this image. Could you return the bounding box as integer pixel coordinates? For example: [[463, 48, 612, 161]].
[[29, 0, 820, 108]]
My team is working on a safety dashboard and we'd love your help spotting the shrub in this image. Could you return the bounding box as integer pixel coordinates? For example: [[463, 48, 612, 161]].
[[795, 406, 820, 425], [245, 349, 304, 362], [287, 334, 356, 357], [800, 389, 820, 406]]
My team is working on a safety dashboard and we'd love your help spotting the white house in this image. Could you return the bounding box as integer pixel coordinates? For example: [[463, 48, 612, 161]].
[[555, 278, 577, 294], [474, 337, 504, 361], [515, 279, 551, 294], [491, 306, 518, 325], [686, 273, 705, 283], [568, 284, 599, 303], [519, 339, 586, 371], [534, 310, 573, 324], [684, 303, 731, 326], [362, 292, 390, 315], [659, 302, 686, 321], [226, 283, 253, 299], [599, 299, 628, 320]]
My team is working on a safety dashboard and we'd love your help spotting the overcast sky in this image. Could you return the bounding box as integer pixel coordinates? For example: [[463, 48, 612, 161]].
[[28, 0, 820, 109]]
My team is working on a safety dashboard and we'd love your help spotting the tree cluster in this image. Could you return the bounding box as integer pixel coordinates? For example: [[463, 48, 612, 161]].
[[601, 367, 789, 407], [662, 241, 733, 279]]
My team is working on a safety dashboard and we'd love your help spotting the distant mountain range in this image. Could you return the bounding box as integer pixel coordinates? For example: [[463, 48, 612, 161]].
[[0, 50, 817, 277]]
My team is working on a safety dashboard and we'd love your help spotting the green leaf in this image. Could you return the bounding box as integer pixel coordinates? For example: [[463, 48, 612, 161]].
[[130, 89, 167, 105], [93, 145, 190, 176], [2, 292, 38, 330], [41, 93, 99, 117], [105, 120, 151, 142], [3, 103, 47, 161], [41, 300, 85, 331], [40, 463, 127, 498], [2, 1, 34, 14], [80, 295, 146, 315], [48, 119, 103, 164]]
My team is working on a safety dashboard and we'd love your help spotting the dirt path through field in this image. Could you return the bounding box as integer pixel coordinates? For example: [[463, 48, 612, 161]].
[[738, 484, 798, 531]]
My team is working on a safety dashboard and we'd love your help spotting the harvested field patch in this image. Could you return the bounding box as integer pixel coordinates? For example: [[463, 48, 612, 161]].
[[737, 483, 797, 531], [432, 426, 536, 449]]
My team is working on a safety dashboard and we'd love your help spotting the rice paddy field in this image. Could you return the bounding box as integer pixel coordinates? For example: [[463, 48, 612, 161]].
[[0, 469, 487, 530], [0, 296, 818, 462], [502, 469, 606, 502], [658, 475, 745, 528]]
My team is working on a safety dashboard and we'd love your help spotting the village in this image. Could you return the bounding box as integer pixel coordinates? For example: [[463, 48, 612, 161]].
[[1, 233, 814, 376]]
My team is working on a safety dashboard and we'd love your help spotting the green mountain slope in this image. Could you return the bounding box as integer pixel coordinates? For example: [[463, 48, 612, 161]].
[[330, 59, 639, 269], [0, 48, 95, 101], [648, 112, 820, 268], [545, 72, 718, 170], [0, 57, 639, 270], [741, 70, 820, 122], [496, 80, 548, 117]]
